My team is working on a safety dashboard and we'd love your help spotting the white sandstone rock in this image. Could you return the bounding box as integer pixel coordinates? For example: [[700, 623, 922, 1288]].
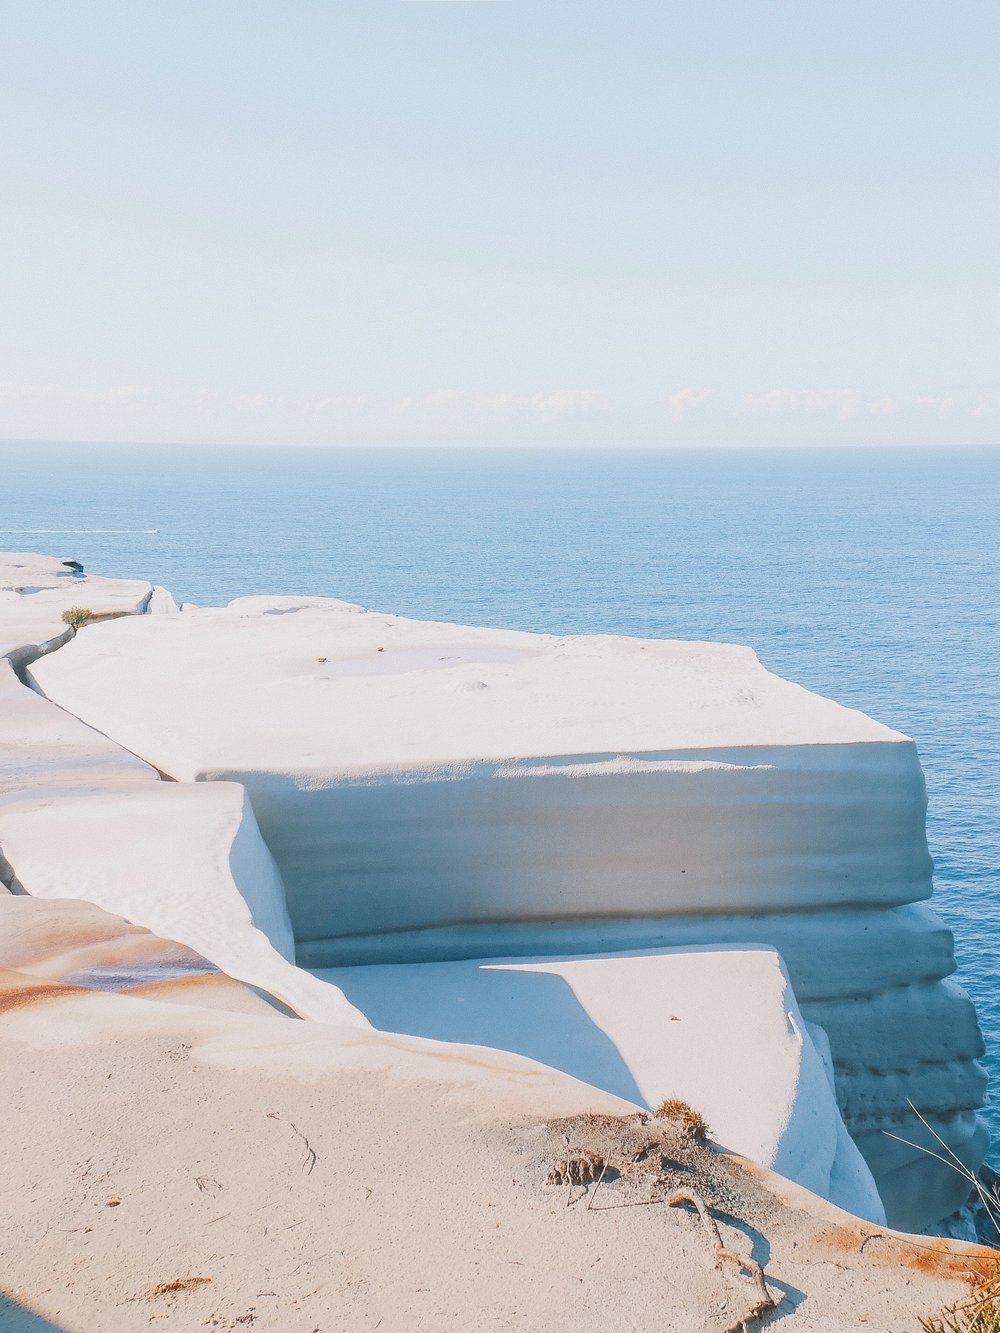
[[0, 563, 360, 1027], [21, 589, 991, 1232], [316, 944, 885, 1221], [0, 782, 362, 1027], [0, 551, 152, 631]]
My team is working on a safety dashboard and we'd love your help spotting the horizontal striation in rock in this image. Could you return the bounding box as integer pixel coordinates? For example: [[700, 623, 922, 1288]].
[[805, 980, 985, 1072], [835, 1060, 989, 1131], [295, 903, 956, 1001], [211, 744, 933, 945]]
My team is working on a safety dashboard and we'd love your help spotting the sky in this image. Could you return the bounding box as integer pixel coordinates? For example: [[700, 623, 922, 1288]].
[[1, 1, 998, 449]]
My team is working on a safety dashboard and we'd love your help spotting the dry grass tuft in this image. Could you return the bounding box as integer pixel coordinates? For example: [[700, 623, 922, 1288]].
[[919, 1261, 1000, 1332], [653, 1098, 710, 1143], [61, 607, 92, 629]]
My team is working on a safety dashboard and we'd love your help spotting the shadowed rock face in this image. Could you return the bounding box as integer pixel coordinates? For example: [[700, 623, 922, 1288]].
[[7, 568, 991, 1234]]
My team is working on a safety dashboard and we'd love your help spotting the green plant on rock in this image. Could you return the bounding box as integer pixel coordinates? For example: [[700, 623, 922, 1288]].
[[61, 607, 93, 629]]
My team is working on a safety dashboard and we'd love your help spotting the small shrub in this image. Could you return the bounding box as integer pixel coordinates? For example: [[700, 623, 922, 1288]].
[[61, 607, 92, 629], [653, 1097, 709, 1143]]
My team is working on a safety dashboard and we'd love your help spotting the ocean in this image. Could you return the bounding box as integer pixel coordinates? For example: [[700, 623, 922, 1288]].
[[3, 441, 998, 1138]]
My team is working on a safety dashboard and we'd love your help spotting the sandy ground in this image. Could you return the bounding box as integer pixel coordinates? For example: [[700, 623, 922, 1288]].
[[0, 965, 994, 1333]]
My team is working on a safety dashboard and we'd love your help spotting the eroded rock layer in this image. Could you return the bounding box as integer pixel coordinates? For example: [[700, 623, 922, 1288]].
[[24, 591, 989, 1232]]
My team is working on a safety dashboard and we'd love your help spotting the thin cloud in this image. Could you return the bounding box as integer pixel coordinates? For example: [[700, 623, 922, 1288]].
[[746, 388, 860, 419], [0, 382, 64, 403], [233, 391, 370, 413], [520, 389, 602, 419], [399, 388, 603, 419], [972, 393, 1000, 418], [96, 385, 152, 406], [399, 388, 465, 411], [916, 395, 955, 417], [234, 392, 285, 412], [0, 382, 152, 408], [311, 394, 369, 411], [668, 387, 712, 423]]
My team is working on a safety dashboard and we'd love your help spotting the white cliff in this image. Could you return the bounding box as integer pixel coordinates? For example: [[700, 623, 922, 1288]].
[[21, 584, 989, 1233], [0, 783, 362, 1026], [0, 555, 360, 1027]]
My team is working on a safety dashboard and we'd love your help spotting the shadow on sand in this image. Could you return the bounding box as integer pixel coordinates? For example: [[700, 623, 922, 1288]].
[[326, 960, 648, 1106], [0, 1293, 67, 1333]]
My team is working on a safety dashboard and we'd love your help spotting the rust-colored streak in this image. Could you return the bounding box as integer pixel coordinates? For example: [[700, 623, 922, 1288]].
[[0, 900, 214, 979], [124, 973, 232, 999], [0, 897, 187, 970], [0, 977, 87, 1014], [0, 911, 140, 968], [813, 1223, 997, 1281]]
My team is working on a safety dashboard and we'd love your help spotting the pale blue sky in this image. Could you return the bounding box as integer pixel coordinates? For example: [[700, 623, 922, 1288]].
[[1, 2, 998, 447]]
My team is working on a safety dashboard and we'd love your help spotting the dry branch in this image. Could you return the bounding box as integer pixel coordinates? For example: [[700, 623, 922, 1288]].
[[667, 1189, 778, 1333]]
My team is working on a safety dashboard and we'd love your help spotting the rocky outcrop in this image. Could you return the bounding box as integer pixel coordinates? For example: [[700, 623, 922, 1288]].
[[0, 783, 362, 1026], [315, 943, 885, 1220], [0, 555, 359, 1027], [23, 590, 990, 1233]]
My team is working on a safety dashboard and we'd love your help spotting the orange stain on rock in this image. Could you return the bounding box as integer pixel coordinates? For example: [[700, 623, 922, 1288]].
[[0, 973, 88, 1015], [124, 973, 229, 1000], [813, 1222, 997, 1281]]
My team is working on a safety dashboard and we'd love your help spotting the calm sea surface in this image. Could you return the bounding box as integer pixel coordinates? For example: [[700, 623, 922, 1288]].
[[3, 442, 998, 1136]]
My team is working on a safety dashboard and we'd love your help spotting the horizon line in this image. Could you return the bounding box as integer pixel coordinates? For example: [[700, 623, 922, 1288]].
[[3, 436, 1000, 453]]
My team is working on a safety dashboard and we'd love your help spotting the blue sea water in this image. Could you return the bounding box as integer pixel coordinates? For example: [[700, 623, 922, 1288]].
[[3, 441, 998, 1136]]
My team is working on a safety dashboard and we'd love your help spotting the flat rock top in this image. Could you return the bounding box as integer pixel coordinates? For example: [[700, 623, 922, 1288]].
[[29, 594, 904, 776], [0, 552, 152, 654], [0, 552, 89, 586]]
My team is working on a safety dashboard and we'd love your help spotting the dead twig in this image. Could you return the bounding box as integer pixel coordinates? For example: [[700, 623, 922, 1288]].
[[667, 1188, 725, 1250], [586, 1156, 610, 1211], [667, 1189, 778, 1333], [267, 1112, 317, 1175]]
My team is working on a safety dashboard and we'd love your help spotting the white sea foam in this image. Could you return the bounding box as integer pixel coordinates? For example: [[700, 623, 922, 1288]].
[[0, 527, 159, 534]]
